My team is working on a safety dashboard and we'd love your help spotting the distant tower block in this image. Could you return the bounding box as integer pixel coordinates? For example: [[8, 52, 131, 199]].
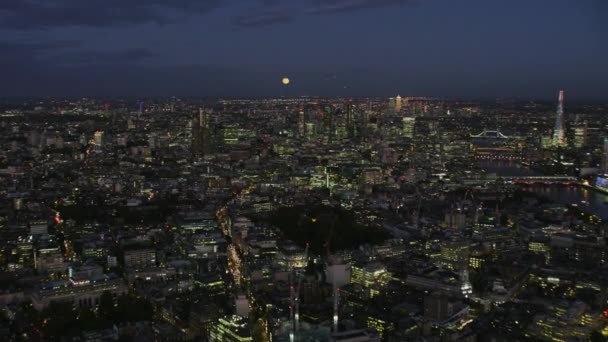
[[601, 137, 608, 174], [395, 95, 402, 112], [552, 90, 566, 147], [192, 108, 213, 156]]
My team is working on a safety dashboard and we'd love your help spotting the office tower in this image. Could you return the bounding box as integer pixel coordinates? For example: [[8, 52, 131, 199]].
[[395, 95, 402, 112], [127, 117, 136, 130], [345, 100, 355, 138], [359, 110, 369, 140], [388, 97, 396, 112], [573, 123, 587, 148], [602, 137, 608, 174], [192, 108, 213, 156], [552, 90, 566, 147], [297, 110, 305, 138], [402, 117, 415, 139], [208, 315, 253, 342], [323, 105, 334, 143], [94, 131, 104, 146]]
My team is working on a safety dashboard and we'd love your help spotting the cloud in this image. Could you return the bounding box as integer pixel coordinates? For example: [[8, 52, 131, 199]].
[[306, 0, 413, 15], [233, 0, 417, 28], [0, 39, 79, 64], [0, 0, 418, 30], [0, 0, 223, 29], [54, 48, 158, 66], [232, 7, 297, 28]]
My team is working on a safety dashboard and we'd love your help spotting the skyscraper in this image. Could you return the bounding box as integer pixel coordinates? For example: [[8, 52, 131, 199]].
[[346, 100, 355, 138], [402, 117, 415, 139], [297, 109, 305, 138], [552, 90, 566, 147], [395, 95, 402, 112], [322, 104, 334, 143], [573, 123, 587, 148], [388, 97, 396, 112], [192, 108, 213, 156], [601, 137, 608, 175]]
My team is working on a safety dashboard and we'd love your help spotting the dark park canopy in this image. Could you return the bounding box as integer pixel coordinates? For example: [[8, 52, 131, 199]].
[[269, 205, 389, 254]]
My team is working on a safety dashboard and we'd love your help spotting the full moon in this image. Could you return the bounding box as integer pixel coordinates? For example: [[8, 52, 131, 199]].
[[282, 77, 290, 85]]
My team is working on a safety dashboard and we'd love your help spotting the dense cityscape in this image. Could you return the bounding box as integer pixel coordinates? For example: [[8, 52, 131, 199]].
[[0, 92, 607, 341]]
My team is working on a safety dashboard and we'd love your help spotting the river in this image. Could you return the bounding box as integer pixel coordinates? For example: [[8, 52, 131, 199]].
[[478, 161, 608, 220]]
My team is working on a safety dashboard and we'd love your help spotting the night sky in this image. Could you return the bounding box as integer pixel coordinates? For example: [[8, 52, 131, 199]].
[[1, 0, 606, 99]]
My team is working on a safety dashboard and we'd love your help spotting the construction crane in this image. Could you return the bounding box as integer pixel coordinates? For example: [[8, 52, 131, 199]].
[[294, 243, 309, 334], [333, 286, 340, 333], [289, 282, 295, 342]]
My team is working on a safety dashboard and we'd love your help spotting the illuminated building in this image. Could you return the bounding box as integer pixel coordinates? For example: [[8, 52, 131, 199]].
[[360, 168, 383, 186], [436, 239, 469, 271], [305, 122, 316, 140], [444, 210, 466, 230], [468, 256, 483, 270], [123, 248, 157, 269], [35, 251, 66, 275], [276, 243, 308, 270], [298, 110, 306, 138], [125, 266, 176, 285], [395, 95, 402, 112], [31, 275, 127, 311], [602, 137, 608, 174], [423, 293, 470, 338], [552, 90, 566, 147], [350, 262, 391, 298], [528, 240, 550, 254], [573, 124, 587, 148], [345, 100, 355, 138], [529, 301, 603, 341], [470, 130, 522, 160], [402, 117, 415, 139], [322, 105, 335, 143], [208, 315, 253, 342], [192, 107, 213, 156], [366, 314, 394, 340], [388, 97, 396, 112], [221, 126, 256, 146], [29, 220, 47, 235], [93, 130, 104, 146]]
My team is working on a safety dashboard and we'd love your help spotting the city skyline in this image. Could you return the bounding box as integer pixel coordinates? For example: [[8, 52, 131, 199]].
[[1, 1, 608, 341]]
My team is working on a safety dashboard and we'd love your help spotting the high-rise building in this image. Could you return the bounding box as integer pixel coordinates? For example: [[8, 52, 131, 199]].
[[192, 108, 213, 156], [395, 95, 402, 112], [94, 131, 104, 146], [388, 97, 396, 112], [402, 117, 415, 139], [208, 315, 253, 342], [552, 90, 566, 147], [322, 105, 334, 143], [297, 110, 305, 138], [601, 137, 608, 174], [573, 123, 588, 148], [346, 100, 355, 138]]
